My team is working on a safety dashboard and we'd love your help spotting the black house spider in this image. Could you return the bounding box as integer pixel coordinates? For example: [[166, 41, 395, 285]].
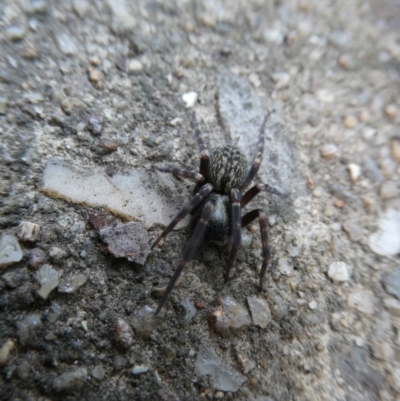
[[152, 111, 283, 315]]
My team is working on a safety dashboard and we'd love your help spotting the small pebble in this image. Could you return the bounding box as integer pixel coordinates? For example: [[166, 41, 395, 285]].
[[58, 273, 87, 293], [334, 200, 345, 208], [181, 298, 196, 325], [312, 187, 323, 198], [114, 318, 134, 348], [384, 104, 398, 119], [248, 73, 261, 88], [128, 59, 143, 72], [88, 67, 100, 82], [36, 264, 59, 299], [220, 46, 232, 56], [347, 163, 361, 182], [308, 300, 318, 310], [182, 91, 198, 108], [342, 222, 363, 242], [272, 72, 290, 89], [278, 258, 293, 276], [347, 288, 375, 314], [87, 115, 103, 135], [214, 391, 224, 399], [81, 321, 88, 332], [56, 33, 78, 55], [169, 117, 182, 126], [383, 297, 400, 317], [18, 314, 43, 345], [382, 269, 400, 300], [0, 339, 15, 365], [237, 354, 256, 374], [131, 306, 156, 336], [209, 296, 251, 336], [18, 221, 41, 242], [247, 297, 272, 328], [49, 246, 66, 260], [343, 115, 358, 128], [97, 139, 118, 154], [379, 181, 399, 199], [338, 54, 354, 70], [53, 368, 88, 392], [6, 25, 26, 41], [28, 248, 46, 270], [91, 365, 105, 381], [320, 144, 339, 159], [73, 0, 90, 17], [391, 139, 400, 161], [328, 261, 351, 282], [369, 209, 400, 256], [132, 365, 149, 374], [0, 235, 23, 269]]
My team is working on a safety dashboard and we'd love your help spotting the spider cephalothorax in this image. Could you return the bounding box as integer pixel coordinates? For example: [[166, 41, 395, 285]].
[[152, 111, 283, 314]]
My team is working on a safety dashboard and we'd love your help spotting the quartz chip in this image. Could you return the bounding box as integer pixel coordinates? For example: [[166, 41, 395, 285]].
[[195, 343, 247, 392]]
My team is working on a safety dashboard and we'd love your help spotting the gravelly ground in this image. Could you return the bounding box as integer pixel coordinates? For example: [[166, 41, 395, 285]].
[[1, 0, 400, 400]]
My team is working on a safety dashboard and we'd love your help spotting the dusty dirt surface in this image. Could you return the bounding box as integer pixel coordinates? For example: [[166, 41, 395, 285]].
[[1, 0, 400, 400]]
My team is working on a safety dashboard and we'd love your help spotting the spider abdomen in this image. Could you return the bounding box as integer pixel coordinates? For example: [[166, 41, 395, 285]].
[[207, 145, 247, 194]]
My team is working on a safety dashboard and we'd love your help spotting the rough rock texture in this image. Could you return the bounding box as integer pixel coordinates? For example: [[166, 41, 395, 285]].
[[0, 0, 400, 400]]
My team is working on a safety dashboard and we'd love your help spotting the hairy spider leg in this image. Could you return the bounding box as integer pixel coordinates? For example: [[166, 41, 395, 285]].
[[239, 114, 269, 191], [224, 188, 242, 282], [155, 201, 215, 315], [241, 209, 270, 290], [151, 183, 214, 249], [241, 183, 287, 208], [152, 165, 205, 182]]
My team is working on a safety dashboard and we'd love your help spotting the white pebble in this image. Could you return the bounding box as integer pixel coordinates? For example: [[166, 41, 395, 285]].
[[169, 117, 182, 126], [182, 91, 198, 108], [0, 339, 15, 365], [247, 297, 272, 328], [272, 72, 290, 89], [128, 59, 143, 72], [132, 365, 149, 374], [369, 209, 400, 256], [0, 235, 23, 269], [308, 300, 318, 310], [278, 258, 293, 276], [347, 288, 375, 314], [328, 261, 351, 282], [18, 221, 41, 242], [347, 163, 361, 182], [36, 264, 59, 299]]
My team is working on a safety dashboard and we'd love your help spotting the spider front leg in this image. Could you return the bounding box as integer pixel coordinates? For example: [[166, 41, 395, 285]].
[[155, 200, 215, 315], [152, 183, 213, 249], [152, 165, 205, 182], [241, 209, 270, 290], [224, 188, 242, 282]]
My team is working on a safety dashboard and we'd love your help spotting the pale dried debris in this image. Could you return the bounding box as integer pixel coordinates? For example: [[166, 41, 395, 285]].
[[347, 163, 361, 182], [182, 91, 198, 108], [42, 158, 190, 230], [18, 221, 40, 242], [368, 209, 400, 256], [0, 235, 23, 269], [36, 264, 59, 299], [328, 261, 351, 283], [247, 297, 272, 328], [209, 296, 251, 336], [0, 339, 15, 365], [195, 343, 247, 392]]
